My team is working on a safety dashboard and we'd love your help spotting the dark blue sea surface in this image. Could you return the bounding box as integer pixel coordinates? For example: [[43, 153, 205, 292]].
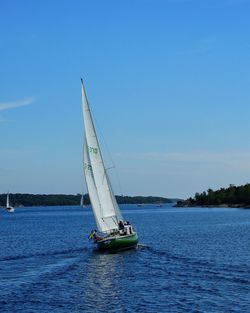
[[0, 205, 249, 312]]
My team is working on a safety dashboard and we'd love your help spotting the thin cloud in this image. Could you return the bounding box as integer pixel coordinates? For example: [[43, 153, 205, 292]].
[[0, 97, 34, 112]]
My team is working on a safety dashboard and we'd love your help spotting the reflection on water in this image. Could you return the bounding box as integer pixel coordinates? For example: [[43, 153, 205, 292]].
[[83, 251, 132, 312]]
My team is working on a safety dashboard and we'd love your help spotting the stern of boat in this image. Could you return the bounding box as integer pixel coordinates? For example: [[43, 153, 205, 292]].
[[97, 232, 138, 252]]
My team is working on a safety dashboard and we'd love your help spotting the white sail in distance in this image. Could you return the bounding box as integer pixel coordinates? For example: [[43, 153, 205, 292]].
[[81, 79, 123, 233], [6, 193, 9, 208], [80, 193, 84, 206]]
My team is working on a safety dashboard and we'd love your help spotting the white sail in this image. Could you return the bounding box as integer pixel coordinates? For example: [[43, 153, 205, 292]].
[[84, 139, 110, 232], [80, 193, 84, 206], [81, 79, 123, 233], [6, 193, 14, 212], [6, 193, 9, 208]]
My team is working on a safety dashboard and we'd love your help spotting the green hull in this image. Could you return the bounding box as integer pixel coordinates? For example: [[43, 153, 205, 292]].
[[96, 233, 138, 252]]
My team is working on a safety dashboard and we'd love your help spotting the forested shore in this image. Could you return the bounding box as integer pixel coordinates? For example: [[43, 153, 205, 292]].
[[175, 183, 250, 208], [0, 193, 175, 207]]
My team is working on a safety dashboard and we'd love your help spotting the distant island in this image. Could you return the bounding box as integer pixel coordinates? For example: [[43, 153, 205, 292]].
[[175, 183, 250, 208], [0, 193, 179, 207]]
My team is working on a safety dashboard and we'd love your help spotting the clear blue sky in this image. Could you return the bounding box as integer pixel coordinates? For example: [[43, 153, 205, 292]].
[[0, 0, 250, 198]]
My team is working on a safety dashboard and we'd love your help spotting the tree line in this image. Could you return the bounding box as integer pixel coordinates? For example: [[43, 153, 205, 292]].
[[176, 183, 250, 207], [0, 193, 173, 207]]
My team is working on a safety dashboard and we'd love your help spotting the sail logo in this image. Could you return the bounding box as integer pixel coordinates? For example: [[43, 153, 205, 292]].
[[84, 163, 92, 171], [89, 146, 98, 155]]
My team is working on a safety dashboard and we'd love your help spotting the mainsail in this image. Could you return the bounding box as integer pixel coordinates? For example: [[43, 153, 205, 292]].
[[81, 79, 123, 233]]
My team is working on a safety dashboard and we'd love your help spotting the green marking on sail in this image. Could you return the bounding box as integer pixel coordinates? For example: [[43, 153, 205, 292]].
[[89, 146, 98, 155]]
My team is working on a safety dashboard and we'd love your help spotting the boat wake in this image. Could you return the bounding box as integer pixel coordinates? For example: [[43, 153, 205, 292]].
[[0, 246, 92, 300], [139, 245, 250, 285], [136, 243, 150, 250]]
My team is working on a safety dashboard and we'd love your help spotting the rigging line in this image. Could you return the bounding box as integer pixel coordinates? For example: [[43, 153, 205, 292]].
[[111, 216, 118, 226], [90, 106, 124, 197], [106, 166, 115, 171]]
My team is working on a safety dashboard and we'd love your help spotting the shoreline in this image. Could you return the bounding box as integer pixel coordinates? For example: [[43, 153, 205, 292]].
[[174, 202, 250, 209]]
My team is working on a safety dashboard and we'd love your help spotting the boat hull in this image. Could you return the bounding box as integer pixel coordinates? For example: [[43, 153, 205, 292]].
[[6, 206, 15, 213], [97, 233, 138, 252]]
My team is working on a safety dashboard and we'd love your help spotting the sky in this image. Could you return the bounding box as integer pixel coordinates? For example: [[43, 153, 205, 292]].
[[0, 0, 250, 198]]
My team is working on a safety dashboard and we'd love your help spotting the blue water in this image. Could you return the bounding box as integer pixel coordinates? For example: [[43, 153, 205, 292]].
[[0, 205, 249, 312]]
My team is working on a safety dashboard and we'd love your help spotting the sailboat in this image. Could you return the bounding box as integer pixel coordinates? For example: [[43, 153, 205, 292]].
[[6, 193, 15, 213], [80, 193, 85, 207], [81, 79, 138, 252]]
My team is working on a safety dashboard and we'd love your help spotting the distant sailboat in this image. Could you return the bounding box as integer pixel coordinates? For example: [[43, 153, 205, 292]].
[[80, 193, 85, 207], [81, 79, 138, 251], [6, 193, 15, 213]]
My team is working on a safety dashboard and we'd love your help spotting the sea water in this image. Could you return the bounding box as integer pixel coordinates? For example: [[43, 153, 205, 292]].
[[0, 205, 249, 312]]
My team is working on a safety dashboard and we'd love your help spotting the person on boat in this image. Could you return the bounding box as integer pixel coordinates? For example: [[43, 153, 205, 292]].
[[118, 220, 124, 230], [124, 221, 133, 234], [122, 221, 129, 235]]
